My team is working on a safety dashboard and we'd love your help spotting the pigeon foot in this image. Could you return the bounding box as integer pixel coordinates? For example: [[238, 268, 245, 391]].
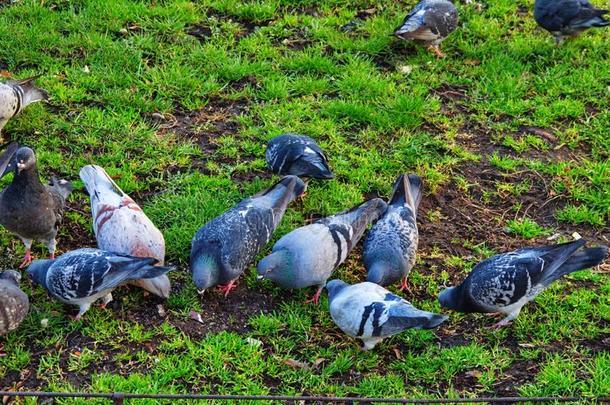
[[19, 250, 33, 269], [398, 277, 410, 292], [428, 45, 445, 58], [305, 287, 323, 305], [217, 280, 237, 297]]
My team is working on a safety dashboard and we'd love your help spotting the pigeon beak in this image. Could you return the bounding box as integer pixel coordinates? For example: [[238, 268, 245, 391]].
[[256, 275, 264, 281], [16, 162, 25, 174], [197, 289, 206, 295]]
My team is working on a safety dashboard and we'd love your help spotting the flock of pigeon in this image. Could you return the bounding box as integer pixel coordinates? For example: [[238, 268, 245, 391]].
[[0, 0, 609, 351]]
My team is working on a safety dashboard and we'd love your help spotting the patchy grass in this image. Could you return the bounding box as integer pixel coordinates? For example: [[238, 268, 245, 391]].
[[1, 0, 609, 400]]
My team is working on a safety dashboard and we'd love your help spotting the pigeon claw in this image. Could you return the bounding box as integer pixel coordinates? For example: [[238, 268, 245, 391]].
[[428, 45, 445, 58], [19, 250, 33, 269], [305, 288, 323, 305], [398, 277, 410, 292], [491, 319, 512, 329], [217, 280, 237, 297]]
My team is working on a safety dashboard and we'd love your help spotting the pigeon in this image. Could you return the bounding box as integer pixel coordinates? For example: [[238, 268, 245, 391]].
[[257, 198, 388, 304], [265, 133, 333, 179], [534, 0, 610, 44], [394, 0, 459, 58], [326, 280, 448, 350], [80, 165, 170, 299], [190, 175, 305, 296], [0, 144, 73, 268], [27, 248, 173, 319], [438, 239, 608, 327], [363, 174, 422, 290], [0, 270, 29, 336], [0, 76, 48, 137]]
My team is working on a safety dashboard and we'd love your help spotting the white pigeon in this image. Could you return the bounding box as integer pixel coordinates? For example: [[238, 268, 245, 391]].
[[80, 165, 170, 298]]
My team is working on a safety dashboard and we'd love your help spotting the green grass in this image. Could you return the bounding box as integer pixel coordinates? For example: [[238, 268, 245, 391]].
[[0, 0, 609, 401]]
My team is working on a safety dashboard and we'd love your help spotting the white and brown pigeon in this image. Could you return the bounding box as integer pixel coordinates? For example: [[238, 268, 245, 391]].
[[0, 144, 72, 268], [80, 165, 170, 299], [0, 76, 48, 138], [0, 270, 29, 337]]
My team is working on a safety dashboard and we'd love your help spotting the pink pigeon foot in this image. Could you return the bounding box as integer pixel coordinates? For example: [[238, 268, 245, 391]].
[[217, 280, 237, 297], [19, 250, 33, 269]]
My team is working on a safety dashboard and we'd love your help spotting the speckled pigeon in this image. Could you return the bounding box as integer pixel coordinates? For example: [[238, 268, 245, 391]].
[[0, 270, 29, 336], [257, 198, 387, 304], [438, 239, 608, 327], [80, 165, 170, 299], [190, 175, 305, 296], [0, 144, 73, 268], [534, 0, 609, 43], [326, 280, 447, 350], [27, 248, 173, 320], [0, 76, 48, 137], [394, 0, 459, 58], [265, 133, 333, 179], [363, 174, 422, 290]]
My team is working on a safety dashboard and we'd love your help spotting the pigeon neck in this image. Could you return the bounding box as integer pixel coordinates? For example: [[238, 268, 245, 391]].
[[13, 167, 44, 191]]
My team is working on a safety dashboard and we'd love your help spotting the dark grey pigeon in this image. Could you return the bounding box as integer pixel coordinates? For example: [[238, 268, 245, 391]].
[[190, 175, 306, 296], [265, 133, 333, 179], [0, 144, 73, 268], [534, 0, 609, 44], [0, 76, 48, 137], [439, 239, 608, 327], [0, 270, 29, 336], [326, 280, 447, 350], [27, 248, 173, 320], [394, 0, 459, 58], [364, 174, 422, 290], [257, 198, 388, 304]]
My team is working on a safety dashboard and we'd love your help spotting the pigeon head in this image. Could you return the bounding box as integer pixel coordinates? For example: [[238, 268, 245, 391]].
[[0, 270, 22, 286], [438, 286, 463, 310], [15, 147, 36, 174], [325, 279, 349, 300], [256, 249, 293, 284], [26, 259, 53, 289], [365, 258, 400, 285], [190, 254, 220, 293]]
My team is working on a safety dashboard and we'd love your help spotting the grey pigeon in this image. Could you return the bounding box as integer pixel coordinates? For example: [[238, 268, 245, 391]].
[[190, 175, 305, 296], [0, 76, 48, 137], [363, 174, 422, 290], [326, 280, 447, 350], [266, 133, 333, 179], [394, 0, 459, 58], [439, 239, 608, 327], [257, 198, 388, 304], [0, 144, 73, 268], [27, 248, 173, 320], [534, 0, 610, 44], [0, 270, 29, 336]]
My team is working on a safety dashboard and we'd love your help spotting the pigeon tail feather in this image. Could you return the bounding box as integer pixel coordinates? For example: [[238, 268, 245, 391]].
[[549, 245, 608, 282]]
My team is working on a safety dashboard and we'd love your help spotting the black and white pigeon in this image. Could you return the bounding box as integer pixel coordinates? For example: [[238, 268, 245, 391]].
[[438, 239, 608, 327], [363, 174, 422, 290], [257, 198, 388, 304], [190, 175, 305, 296], [534, 0, 610, 44], [394, 0, 459, 58], [0, 270, 29, 336], [0, 76, 48, 137], [326, 280, 448, 350], [27, 248, 173, 320], [0, 144, 73, 268], [265, 133, 334, 179]]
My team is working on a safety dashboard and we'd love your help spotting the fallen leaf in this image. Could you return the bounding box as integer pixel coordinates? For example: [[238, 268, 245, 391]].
[[572, 232, 582, 240], [0, 71, 11, 78], [246, 337, 262, 347], [392, 348, 402, 359], [157, 304, 166, 317], [313, 358, 327, 368], [527, 127, 557, 142], [464, 59, 481, 66], [283, 359, 309, 370], [189, 311, 204, 324], [465, 370, 482, 378]]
